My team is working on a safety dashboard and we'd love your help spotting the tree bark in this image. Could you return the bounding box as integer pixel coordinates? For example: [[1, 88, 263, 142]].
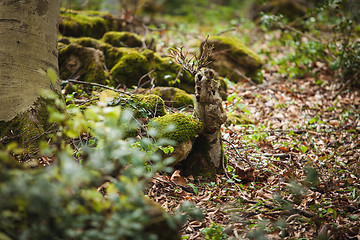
[[0, 0, 60, 122], [0, 0, 60, 154]]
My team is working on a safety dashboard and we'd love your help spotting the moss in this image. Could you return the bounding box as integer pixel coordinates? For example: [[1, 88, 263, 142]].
[[149, 87, 194, 108], [207, 36, 263, 84], [142, 50, 195, 93], [59, 43, 109, 85], [59, 10, 109, 39], [226, 113, 254, 126], [0, 97, 56, 160], [209, 36, 262, 67], [110, 49, 151, 87], [129, 94, 166, 118], [150, 113, 202, 143], [102, 31, 143, 48], [101, 44, 125, 69], [73, 37, 102, 49]]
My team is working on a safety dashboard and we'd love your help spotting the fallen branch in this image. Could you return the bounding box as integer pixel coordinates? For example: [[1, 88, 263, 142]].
[[64, 79, 130, 95]]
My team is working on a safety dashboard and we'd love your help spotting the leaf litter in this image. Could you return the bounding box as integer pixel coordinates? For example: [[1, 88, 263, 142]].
[[147, 66, 360, 239]]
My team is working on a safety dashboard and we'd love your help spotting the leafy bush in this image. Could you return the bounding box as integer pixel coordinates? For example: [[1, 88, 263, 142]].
[[0, 87, 201, 239]]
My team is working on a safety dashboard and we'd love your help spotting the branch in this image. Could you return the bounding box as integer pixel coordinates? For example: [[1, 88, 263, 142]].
[[169, 35, 214, 76]]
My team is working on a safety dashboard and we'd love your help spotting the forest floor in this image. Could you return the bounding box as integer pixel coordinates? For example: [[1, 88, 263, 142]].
[[148, 68, 360, 240], [146, 23, 360, 239]]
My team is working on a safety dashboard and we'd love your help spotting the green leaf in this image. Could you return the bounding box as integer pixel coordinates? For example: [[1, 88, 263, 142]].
[[188, 183, 198, 195], [47, 67, 58, 84], [300, 145, 308, 154]]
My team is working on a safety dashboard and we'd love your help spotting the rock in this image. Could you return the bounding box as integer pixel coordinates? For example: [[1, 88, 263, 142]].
[[142, 49, 195, 93], [251, 0, 307, 21], [146, 87, 194, 108], [226, 112, 254, 126], [59, 10, 109, 39], [150, 113, 203, 164], [102, 31, 143, 48], [59, 43, 109, 85], [129, 94, 167, 118], [109, 48, 151, 87], [204, 36, 263, 84]]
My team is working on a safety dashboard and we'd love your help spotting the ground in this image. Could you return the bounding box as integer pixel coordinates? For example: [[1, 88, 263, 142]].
[[147, 66, 360, 239]]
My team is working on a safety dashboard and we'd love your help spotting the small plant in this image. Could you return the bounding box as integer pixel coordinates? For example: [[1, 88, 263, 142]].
[[201, 223, 227, 240]]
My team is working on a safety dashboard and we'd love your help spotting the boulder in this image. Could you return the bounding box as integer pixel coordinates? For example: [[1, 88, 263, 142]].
[[204, 36, 263, 84], [146, 87, 194, 108], [251, 0, 307, 21], [102, 31, 143, 48], [150, 113, 203, 164], [59, 43, 109, 85]]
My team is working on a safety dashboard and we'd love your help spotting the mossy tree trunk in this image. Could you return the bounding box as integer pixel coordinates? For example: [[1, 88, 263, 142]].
[[0, 0, 60, 157]]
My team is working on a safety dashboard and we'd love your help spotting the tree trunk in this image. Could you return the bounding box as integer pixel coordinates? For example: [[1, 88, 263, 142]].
[[0, 0, 60, 155]]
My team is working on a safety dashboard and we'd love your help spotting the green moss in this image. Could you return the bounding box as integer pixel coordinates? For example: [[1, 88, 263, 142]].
[[0, 97, 56, 160], [101, 44, 124, 69], [59, 10, 109, 39], [209, 36, 262, 67], [207, 36, 263, 84], [74, 37, 102, 49], [129, 94, 167, 118], [149, 87, 194, 108], [102, 31, 143, 48], [59, 43, 108, 85], [110, 49, 151, 87], [150, 113, 202, 143], [226, 113, 254, 126], [142, 50, 195, 93]]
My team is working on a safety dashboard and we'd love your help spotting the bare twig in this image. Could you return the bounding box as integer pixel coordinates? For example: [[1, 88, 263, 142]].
[[169, 35, 214, 76], [65, 79, 131, 95]]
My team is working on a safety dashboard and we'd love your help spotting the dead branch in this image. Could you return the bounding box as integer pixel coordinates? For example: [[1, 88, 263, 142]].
[[169, 35, 214, 76]]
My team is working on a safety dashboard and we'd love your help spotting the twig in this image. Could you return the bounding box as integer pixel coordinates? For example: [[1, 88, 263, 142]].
[[137, 69, 155, 89], [169, 35, 214, 76], [222, 138, 254, 168], [65, 79, 131, 95]]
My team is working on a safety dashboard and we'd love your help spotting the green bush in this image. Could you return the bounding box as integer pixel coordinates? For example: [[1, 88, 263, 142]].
[[0, 88, 202, 240]]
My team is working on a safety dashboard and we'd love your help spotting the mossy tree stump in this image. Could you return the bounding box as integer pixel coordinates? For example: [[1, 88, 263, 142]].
[[180, 69, 227, 178]]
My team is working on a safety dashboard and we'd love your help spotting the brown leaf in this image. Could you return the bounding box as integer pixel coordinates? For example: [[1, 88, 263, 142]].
[[170, 170, 188, 187]]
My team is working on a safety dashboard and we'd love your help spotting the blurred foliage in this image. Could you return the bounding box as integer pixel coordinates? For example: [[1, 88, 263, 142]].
[[260, 0, 360, 87], [61, 0, 106, 10], [0, 72, 203, 239]]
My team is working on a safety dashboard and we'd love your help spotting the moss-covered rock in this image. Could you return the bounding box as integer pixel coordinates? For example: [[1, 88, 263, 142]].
[[129, 94, 167, 118], [150, 113, 202, 143], [147, 87, 194, 108], [74, 37, 103, 49], [110, 49, 151, 87], [142, 49, 195, 93], [226, 112, 254, 126], [251, 0, 307, 21], [204, 36, 263, 84], [59, 43, 109, 84], [59, 10, 109, 39], [150, 113, 202, 164], [102, 31, 143, 48]]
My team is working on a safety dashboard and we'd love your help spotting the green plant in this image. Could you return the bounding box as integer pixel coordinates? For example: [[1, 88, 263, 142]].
[[201, 223, 227, 240], [0, 70, 200, 239], [261, 0, 360, 88]]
